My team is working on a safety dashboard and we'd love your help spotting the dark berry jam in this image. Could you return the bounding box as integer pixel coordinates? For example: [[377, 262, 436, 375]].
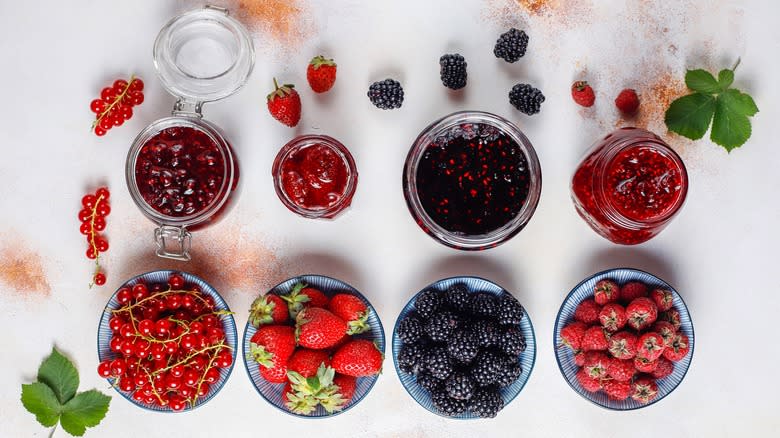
[[415, 127, 531, 235]]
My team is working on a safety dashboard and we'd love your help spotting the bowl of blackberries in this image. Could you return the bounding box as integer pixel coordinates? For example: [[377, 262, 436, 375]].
[[392, 276, 535, 418]]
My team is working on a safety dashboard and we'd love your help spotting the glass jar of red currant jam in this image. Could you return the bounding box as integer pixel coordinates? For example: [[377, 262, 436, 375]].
[[403, 111, 542, 250], [126, 6, 253, 260], [272, 135, 358, 219], [571, 127, 688, 245]]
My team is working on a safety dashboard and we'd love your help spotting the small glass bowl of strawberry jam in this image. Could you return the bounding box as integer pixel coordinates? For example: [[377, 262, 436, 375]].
[[571, 127, 688, 245], [403, 111, 542, 250], [126, 6, 253, 260], [272, 135, 358, 219]]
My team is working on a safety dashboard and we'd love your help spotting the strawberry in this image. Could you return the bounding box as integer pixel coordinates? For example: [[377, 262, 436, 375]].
[[249, 325, 296, 383], [652, 321, 677, 347], [598, 303, 627, 332], [603, 380, 632, 400], [650, 288, 674, 311], [296, 307, 347, 349], [248, 294, 288, 327], [606, 358, 636, 382], [581, 326, 609, 351], [283, 283, 330, 318], [658, 308, 682, 331], [593, 279, 619, 305], [626, 297, 658, 330], [583, 351, 610, 379], [287, 349, 332, 378], [576, 368, 602, 392], [608, 331, 637, 360], [332, 374, 356, 403], [282, 381, 317, 415], [633, 356, 658, 373], [636, 332, 665, 361], [560, 321, 588, 351], [327, 293, 369, 335], [307, 55, 337, 93], [615, 88, 640, 115], [574, 351, 586, 366], [662, 333, 690, 362], [574, 299, 601, 325], [631, 376, 658, 403], [261, 361, 290, 383], [620, 281, 648, 303], [285, 365, 333, 415], [651, 356, 674, 379], [571, 81, 595, 107], [267, 78, 301, 127], [331, 339, 383, 377]]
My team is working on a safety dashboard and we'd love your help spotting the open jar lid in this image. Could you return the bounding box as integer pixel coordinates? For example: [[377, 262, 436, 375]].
[[153, 5, 254, 104]]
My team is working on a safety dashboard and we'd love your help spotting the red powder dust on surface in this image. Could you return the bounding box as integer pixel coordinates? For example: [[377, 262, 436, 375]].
[[484, 0, 593, 29], [233, 0, 313, 50], [0, 239, 50, 297]]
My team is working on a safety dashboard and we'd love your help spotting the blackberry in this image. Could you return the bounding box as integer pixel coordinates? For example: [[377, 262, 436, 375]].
[[431, 388, 467, 417], [471, 319, 500, 348], [497, 326, 527, 356], [414, 288, 443, 319], [398, 341, 427, 375], [469, 292, 498, 318], [469, 388, 505, 418], [416, 371, 442, 392], [367, 78, 404, 110], [509, 83, 545, 115], [423, 346, 454, 380], [446, 329, 479, 364], [397, 313, 424, 344], [493, 28, 529, 63], [439, 53, 467, 90], [469, 350, 503, 387], [445, 372, 475, 400], [496, 293, 525, 326], [445, 283, 470, 313], [424, 310, 460, 342], [496, 358, 522, 388]]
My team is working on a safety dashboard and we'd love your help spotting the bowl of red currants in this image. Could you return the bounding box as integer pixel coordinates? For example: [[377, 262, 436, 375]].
[[97, 270, 237, 412]]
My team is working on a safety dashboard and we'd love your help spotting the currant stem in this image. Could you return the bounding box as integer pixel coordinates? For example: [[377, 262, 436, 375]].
[[191, 347, 220, 407], [87, 193, 105, 289], [92, 75, 135, 131]]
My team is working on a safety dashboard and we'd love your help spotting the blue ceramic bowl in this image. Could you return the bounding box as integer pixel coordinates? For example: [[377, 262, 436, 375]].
[[554, 268, 694, 410], [97, 270, 238, 412], [243, 275, 385, 418], [392, 276, 536, 419]]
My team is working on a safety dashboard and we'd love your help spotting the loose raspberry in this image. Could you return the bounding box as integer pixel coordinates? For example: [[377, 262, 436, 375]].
[[574, 299, 601, 325], [659, 308, 682, 331], [581, 326, 609, 352], [598, 303, 627, 333], [574, 351, 586, 367], [571, 81, 595, 107], [615, 88, 640, 115]]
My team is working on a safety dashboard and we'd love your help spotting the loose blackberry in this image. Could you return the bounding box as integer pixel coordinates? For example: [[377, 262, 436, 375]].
[[471, 319, 500, 348], [469, 350, 503, 387], [398, 341, 427, 375], [496, 293, 525, 326], [446, 329, 479, 364], [445, 283, 470, 313], [367, 78, 404, 110], [424, 346, 454, 380], [445, 372, 475, 400], [414, 288, 444, 319], [416, 371, 442, 392], [495, 358, 522, 388], [439, 53, 467, 90], [397, 313, 424, 344], [469, 388, 505, 418], [493, 28, 529, 63], [509, 83, 545, 115], [497, 326, 527, 356], [431, 388, 467, 416], [424, 310, 460, 342], [469, 292, 498, 318]]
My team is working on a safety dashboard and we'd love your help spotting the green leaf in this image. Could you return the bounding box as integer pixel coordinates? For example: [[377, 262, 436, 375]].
[[38, 348, 79, 404], [717, 69, 734, 90], [720, 88, 759, 116], [665, 92, 716, 140], [711, 94, 752, 152], [59, 390, 111, 437], [21, 382, 62, 427], [685, 69, 721, 93]]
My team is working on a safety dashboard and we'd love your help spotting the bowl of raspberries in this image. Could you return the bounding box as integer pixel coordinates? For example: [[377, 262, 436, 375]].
[[392, 276, 536, 418], [242, 275, 385, 417], [554, 268, 694, 410]]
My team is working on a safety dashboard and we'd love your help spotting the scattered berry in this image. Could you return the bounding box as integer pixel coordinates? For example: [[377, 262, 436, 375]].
[[493, 28, 529, 63], [439, 53, 467, 90], [79, 187, 111, 287], [367, 78, 404, 110], [509, 83, 545, 115], [267, 78, 301, 127], [90, 76, 144, 136], [306, 55, 337, 93], [593, 279, 619, 305], [615, 88, 640, 115], [571, 81, 595, 107], [598, 303, 627, 332]]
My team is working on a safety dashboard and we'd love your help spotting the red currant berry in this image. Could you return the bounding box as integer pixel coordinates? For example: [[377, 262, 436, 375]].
[[99, 117, 113, 130], [207, 328, 225, 345], [154, 318, 171, 337], [202, 296, 216, 310], [151, 343, 166, 361], [183, 370, 199, 387], [119, 323, 135, 338], [181, 295, 195, 310], [169, 395, 186, 411], [166, 374, 182, 390], [95, 187, 110, 200], [96, 202, 111, 217], [120, 105, 133, 120], [113, 115, 124, 127], [79, 222, 91, 235], [165, 294, 182, 310], [116, 288, 132, 305], [164, 341, 178, 355], [142, 306, 159, 321], [170, 364, 185, 378], [101, 87, 115, 102], [201, 314, 218, 329], [95, 238, 108, 252], [132, 390, 145, 402], [178, 385, 193, 398], [132, 283, 149, 300], [109, 337, 123, 353], [190, 355, 208, 371], [129, 78, 144, 92], [93, 272, 106, 286], [129, 91, 144, 106], [120, 339, 136, 357], [133, 339, 151, 358], [109, 358, 127, 377], [214, 351, 233, 369], [94, 126, 107, 136], [188, 321, 204, 335], [126, 361, 138, 374], [78, 208, 92, 222], [204, 367, 220, 384], [90, 99, 106, 113], [82, 194, 97, 209], [93, 216, 106, 231], [86, 247, 97, 259], [109, 315, 124, 332], [119, 377, 135, 392], [168, 274, 185, 289], [196, 382, 210, 397], [137, 319, 154, 336], [97, 360, 112, 378], [113, 79, 128, 93], [180, 334, 197, 351], [133, 373, 147, 388]]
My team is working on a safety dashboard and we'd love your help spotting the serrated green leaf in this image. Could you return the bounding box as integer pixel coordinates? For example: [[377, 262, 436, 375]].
[[38, 348, 79, 404], [718, 69, 734, 90], [685, 69, 721, 93], [665, 92, 716, 140], [21, 382, 62, 427], [711, 94, 752, 151], [720, 88, 759, 116], [59, 390, 111, 437]]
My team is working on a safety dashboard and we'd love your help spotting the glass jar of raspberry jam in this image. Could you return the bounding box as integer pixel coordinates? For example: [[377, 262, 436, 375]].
[[271, 135, 358, 219], [571, 127, 688, 245], [126, 6, 253, 260], [403, 111, 542, 250]]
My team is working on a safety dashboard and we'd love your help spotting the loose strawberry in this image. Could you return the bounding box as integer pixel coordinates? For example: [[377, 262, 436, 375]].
[[248, 294, 288, 327], [267, 78, 301, 127], [658, 308, 682, 331], [650, 288, 674, 311], [287, 349, 332, 378], [331, 339, 383, 377], [581, 326, 609, 351], [295, 307, 347, 350], [662, 333, 690, 362], [603, 380, 632, 400], [652, 321, 677, 347], [574, 299, 601, 325], [332, 374, 356, 403], [327, 293, 369, 335], [608, 331, 638, 360], [576, 368, 602, 392], [307, 55, 337, 93], [598, 303, 627, 333], [634, 357, 658, 373], [620, 281, 649, 303], [593, 279, 619, 305], [631, 376, 659, 403], [615, 88, 640, 115], [571, 81, 595, 107], [249, 325, 296, 383], [560, 321, 588, 351], [583, 351, 610, 379], [636, 332, 665, 361], [607, 358, 636, 382], [283, 282, 330, 318], [626, 297, 658, 330], [651, 356, 674, 379]]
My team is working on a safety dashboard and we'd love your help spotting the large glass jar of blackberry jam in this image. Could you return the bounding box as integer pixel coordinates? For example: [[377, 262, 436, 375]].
[[126, 6, 253, 260], [571, 127, 688, 245], [403, 111, 542, 250]]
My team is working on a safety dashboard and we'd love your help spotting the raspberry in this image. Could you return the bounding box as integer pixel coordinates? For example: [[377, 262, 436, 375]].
[[651, 356, 675, 379], [439, 54, 467, 90], [604, 380, 632, 400], [571, 81, 595, 107], [606, 358, 635, 382], [615, 88, 640, 115], [574, 299, 601, 325], [583, 351, 610, 379], [593, 279, 619, 305], [608, 331, 638, 360], [581, 326, 609, 351], [576, 368, 602, 392], [509, 83, 545, 115], [598, 303, 627, 332], [493, 28, 529, 63], [560, 321, 588, 351]]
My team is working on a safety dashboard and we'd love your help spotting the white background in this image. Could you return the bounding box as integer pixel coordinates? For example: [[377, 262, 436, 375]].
[[1, 0, 778, 437]]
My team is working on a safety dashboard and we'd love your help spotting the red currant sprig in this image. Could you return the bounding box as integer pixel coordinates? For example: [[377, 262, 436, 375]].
[[90, 76, 144, 136], [79, 187, 111, 287]]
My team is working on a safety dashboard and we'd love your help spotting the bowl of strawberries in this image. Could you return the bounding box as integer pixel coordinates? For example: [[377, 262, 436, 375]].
[[242, 275, 385, 417], [554, 268, 694, 410]]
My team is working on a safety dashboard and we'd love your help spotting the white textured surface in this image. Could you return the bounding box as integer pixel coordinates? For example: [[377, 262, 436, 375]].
[[1, 0, 778, 436]]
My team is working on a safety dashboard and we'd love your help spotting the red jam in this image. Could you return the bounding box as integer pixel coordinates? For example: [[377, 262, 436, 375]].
[[571, 128, 687, 245]]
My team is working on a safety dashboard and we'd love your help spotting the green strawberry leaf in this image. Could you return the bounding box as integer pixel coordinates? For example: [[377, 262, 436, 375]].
[[685, 69, 721, 93], [711, 94, 752, 152], [717, 69, 734, 90], [59, 390, 111, 437], [665, 92, 716, 140], [38, 347, 79, 404], [21, 382, 62, 427]]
